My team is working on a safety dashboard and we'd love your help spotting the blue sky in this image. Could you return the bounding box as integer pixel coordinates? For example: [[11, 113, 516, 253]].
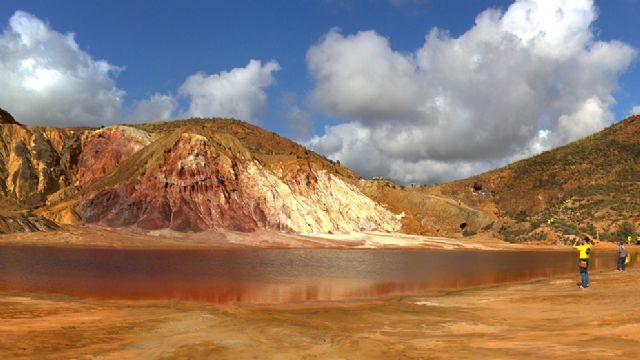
[[0, 0, 639, 183]]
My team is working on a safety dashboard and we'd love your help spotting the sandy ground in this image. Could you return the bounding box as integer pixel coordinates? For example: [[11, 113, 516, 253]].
[[0, 226, 518, 250], [1, 267, 639, 359]]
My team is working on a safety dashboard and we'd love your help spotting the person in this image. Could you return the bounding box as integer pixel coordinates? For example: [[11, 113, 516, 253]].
[[574, 236, 592, 288], [617, 242, 627, 272]]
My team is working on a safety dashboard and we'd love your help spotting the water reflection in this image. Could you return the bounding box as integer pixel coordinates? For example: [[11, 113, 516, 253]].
[[0, 247, 634, 304]]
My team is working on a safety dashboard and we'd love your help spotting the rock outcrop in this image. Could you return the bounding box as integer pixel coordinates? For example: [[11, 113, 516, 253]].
[[75, 126, 152, 187], [75, 131, 401, 233], [0, 124, 84, 207], [0, 214, 59, 234]]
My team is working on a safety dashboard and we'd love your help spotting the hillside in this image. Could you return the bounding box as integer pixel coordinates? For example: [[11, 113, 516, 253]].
[[418, 115, 640, 243]]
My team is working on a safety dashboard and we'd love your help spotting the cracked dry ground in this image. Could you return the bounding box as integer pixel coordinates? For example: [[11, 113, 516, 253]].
[[1, 267, 639, 359]]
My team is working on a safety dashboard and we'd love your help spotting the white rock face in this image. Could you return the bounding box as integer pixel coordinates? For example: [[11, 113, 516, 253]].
[[245, 163, 402, 233]]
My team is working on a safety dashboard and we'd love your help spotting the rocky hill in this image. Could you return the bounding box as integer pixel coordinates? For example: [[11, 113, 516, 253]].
[[1, 110, 401, 235]]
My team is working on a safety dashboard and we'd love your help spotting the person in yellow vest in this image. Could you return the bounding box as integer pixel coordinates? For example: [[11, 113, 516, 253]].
[[574, 236, 592, 289]]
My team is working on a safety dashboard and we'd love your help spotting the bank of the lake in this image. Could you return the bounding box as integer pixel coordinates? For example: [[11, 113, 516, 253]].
[[0, 225, 533, 250], [1, 266, 639, 359]]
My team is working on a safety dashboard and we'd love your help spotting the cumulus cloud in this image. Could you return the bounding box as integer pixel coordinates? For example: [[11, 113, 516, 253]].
[[127, 60, 281, 124], [631, 106, 640, 116], [126, 93, 177, 123], [309, 122, 493, 183], [0, 11, 281, 126], [306, 0, 636, 184], [179, 59, 280, 123], [0, 11, 124, 126]]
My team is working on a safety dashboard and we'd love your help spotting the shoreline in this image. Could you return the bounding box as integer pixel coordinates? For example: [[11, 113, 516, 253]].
[[2, 267, 639, 358], [0, 225, 627, 251]]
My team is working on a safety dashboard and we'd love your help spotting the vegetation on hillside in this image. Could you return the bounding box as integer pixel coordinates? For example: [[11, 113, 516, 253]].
[[428, 115, 640, 243]]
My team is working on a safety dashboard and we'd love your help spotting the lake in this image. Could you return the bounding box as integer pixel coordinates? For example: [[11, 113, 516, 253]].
[[0, 246, 632, 304]]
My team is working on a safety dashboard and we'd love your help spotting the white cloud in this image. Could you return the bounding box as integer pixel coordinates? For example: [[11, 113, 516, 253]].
[[0, 12, 281, 126], [0, 11, 124, 126], [307, 29, 424, 124], [308, 122, 493, 184], [127, 93, 177, 123], [179, 59, 280, 123], [631, 106, 640, 116], [127, 60, 281, 124], [306, 0, 636, 184]]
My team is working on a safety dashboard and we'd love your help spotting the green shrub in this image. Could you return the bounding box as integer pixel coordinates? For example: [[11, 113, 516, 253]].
[[513, 210, 529, 222], [579, 223, 597, 237], [462, 229, 477, 237], [614, 221, 636, 242], [502, 233, 516, 243], [529, 219, 543, 231]]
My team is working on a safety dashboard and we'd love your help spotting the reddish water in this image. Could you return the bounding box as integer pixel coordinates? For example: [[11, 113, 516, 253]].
[[0, 246, 632, 304]]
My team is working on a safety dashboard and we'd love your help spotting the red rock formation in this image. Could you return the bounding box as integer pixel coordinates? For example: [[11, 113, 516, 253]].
[[75, 126, 152, 187], [76, 133, 268, 232], [75, 132, 401, 233]]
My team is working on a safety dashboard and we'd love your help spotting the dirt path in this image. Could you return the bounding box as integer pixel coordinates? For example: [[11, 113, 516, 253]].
[[0, 226, 519, 250], [1, 267, 639, 359]]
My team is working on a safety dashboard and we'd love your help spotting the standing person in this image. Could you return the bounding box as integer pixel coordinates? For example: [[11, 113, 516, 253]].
[[617, 242, 627, 272], [574, 236, 592, 289]]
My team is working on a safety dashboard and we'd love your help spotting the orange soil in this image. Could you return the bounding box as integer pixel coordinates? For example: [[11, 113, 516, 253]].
[[1, 266, 639, 359]]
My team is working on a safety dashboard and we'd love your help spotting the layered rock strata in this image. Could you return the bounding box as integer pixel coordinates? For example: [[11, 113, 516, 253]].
[[0, 123, 82, 206], [75, 126, 152, 187], [76, 132, 401, 233], [0, 214, 59, 234]]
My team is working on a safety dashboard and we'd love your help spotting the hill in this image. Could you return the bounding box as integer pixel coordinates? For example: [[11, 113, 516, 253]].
[[1, 111, 400, 235], [415, 115, 640, 243]]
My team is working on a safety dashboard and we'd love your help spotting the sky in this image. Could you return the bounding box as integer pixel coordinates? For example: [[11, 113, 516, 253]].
[[0, 0, 639, 184]]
